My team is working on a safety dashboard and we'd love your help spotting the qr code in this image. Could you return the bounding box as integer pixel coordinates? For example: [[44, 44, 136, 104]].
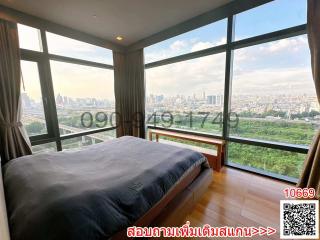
[[280, 200, 319, 239]]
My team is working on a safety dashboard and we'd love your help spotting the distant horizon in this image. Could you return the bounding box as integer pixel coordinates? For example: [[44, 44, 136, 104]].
[[21, 91, 318, 102]]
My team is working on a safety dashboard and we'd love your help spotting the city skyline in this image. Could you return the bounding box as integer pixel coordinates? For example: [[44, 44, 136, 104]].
[[21, 92, 115, 109], [146, 92, 319, 117], [21, 88, 319, 112]]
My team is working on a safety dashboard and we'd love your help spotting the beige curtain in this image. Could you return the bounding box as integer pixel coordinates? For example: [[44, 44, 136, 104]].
[[113, 49, 145, 138], [297, 0, 320, 199], [0, 19, 32, 165]]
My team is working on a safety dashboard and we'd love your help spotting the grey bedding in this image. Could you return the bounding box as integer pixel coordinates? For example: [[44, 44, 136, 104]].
[[3, 136, 208, 240]]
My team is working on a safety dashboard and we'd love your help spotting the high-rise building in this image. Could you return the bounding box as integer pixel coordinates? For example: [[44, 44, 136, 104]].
[[207, 95, 222, 106], [207, 95, 216, 105], [21, 93, 32, 108], [216, 95, 222, 106], [56, 94, 63, 106]]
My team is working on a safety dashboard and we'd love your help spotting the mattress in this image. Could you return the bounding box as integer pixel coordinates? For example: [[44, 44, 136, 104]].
[[3, 136, 208, 240]]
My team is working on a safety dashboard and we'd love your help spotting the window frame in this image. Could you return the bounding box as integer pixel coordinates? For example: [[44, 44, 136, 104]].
[[145, 3, 310, 184], [17, 23, 43, 52], [45, 31, 114, 65], [18, 26, 116, 151], [13, 0, 312, 183], [20, 51, 55, 142], [144, 18, 228, 64]]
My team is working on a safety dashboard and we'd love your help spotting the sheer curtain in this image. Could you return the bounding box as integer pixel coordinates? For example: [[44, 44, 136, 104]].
[[113, 49, 145, 138], [297, 0, 320, 199], [0, 19, 32, 165]]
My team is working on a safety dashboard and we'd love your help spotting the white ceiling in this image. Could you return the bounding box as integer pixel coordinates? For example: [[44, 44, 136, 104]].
[[0, 0, 233, 46]]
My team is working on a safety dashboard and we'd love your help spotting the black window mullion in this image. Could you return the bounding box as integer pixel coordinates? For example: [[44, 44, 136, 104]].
[[36, 59, 55, 136], [39, 29, 62, 151], [222, 15, 235, 166], [222, 16, 235, 140]]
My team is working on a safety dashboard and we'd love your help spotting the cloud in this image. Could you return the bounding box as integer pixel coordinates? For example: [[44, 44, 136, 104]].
[[216, 37, 227, 46], [259, 36, 308, 54], [146, 53, 226, 97], [190, 37, 227, 52], [235, 38, 307, 64], [46, 32, 113, 64], [146, 35, 314, 98], [234, 35, 310, 70], [191, 41, 215, 52], [232, 67, 314, 96], [145, 37, 227, 63], [169, 40, 187, 51]]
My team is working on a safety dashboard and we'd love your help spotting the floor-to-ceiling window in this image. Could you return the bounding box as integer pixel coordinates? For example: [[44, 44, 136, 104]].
[[228, 34, 317, 179], [17, 24, 116, 152], [146, 53, 226, 135], [145, 19, 227, 136], [144, 0, 318, 182]]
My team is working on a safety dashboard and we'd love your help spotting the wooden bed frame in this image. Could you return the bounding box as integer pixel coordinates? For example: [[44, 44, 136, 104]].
[[0, 165, 212, 240], [112, 166, 212, 239]]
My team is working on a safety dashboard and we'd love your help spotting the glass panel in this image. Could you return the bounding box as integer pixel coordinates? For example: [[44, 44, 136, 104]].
[[50, 61, 115, 135], [145, 19, 227, 63], [61, 129, 116, 150], [230, 35, 319, 145], [146, 53, 226, 135], [46, 32, 113, 65], [228, 143, 306, 179], [17, 24, 42, 51], [21, 60, 47, 136], [32, 142, 57, 154], [235, 0, 307, 40]]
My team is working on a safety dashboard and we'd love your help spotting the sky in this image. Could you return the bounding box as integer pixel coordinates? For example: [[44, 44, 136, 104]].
[[19, 25, 114, 101], [19, 0, 314, 103], [145, 0, 314, 98], [50, 61, 114, 100]]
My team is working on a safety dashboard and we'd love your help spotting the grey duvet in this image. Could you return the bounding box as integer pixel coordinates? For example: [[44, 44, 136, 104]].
[[3, 136, 208, 240]]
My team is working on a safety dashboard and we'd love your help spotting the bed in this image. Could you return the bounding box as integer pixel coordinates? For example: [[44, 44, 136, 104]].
[[0, 136, 212, 240]]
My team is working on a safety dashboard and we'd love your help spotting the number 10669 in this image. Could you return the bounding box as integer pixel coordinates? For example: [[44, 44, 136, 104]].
[[283, 187, 316, 199]]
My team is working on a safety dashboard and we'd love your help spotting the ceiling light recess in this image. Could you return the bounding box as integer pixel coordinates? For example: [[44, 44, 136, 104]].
[[116, 36, 123, 41]]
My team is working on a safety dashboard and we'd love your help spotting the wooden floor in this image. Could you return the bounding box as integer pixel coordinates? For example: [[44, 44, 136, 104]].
[[183, 167, 295, 240]]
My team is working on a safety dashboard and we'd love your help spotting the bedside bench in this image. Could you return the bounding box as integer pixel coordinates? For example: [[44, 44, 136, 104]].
[[148, 129, 225, 171]]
